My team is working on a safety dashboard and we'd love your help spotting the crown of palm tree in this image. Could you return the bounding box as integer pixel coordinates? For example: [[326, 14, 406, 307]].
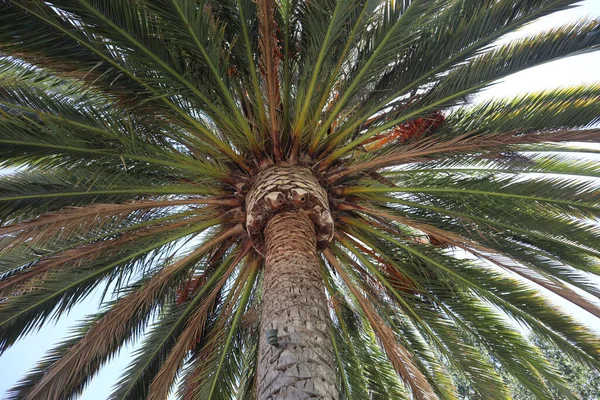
[[1, 0, 600, 399]]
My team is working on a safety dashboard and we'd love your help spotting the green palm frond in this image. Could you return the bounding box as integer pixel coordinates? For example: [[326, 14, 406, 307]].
[[317, 16, 600, 162], [1, 0, 600, 399], [323, 264, 410, 400], [334, 234, 508, 400]]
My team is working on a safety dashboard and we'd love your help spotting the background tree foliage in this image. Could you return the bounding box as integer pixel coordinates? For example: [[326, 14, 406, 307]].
[[454, 336, 600, 399]]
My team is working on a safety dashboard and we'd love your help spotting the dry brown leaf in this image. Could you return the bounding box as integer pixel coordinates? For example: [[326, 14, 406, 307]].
[[25, 225, 245, 400], [324, 249, 438, 400]]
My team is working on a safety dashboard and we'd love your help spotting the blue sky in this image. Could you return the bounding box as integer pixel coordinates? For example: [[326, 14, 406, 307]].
[[1, 2, 600, 399]]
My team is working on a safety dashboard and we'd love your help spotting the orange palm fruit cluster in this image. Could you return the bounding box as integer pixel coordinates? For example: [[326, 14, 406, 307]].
[[364, 111, 445, 151]]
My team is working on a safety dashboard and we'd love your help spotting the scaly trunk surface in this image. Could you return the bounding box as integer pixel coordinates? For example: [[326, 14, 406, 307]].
[[257, 210, 338, 400]]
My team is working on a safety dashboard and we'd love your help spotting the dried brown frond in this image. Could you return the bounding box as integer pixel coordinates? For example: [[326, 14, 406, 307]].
[[337, 203, 466, 246], [241, 304, 259, 329], [336, 231, 419, 295], [0, 198, 238, 249], [175, 240, 234, 305], [147, 241, 252, 400], [257, 0, 283, 161], [324, 249, 439, 400], [327, 129, 600, 182], [342, 203, 600, 318], [24, 224, 245, 400], [179, 256, 260, 400], [333, 231, 389, 294], [0, 211, 222, 298], [179, 327, 224, 400]]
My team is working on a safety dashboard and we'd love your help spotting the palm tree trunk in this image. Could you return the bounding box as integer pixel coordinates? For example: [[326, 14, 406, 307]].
[[257, 210, 338, 400]]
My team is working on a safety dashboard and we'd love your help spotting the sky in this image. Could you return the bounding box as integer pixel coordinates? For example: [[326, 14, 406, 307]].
[[1, 2, 600, 399]]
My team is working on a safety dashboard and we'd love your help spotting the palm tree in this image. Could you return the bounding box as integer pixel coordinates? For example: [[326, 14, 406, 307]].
[[1, 0, 600, 398]]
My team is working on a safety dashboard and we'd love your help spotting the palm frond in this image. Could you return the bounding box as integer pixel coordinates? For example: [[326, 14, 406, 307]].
[[322, 263, 409, 399], [2, 0, 600, 398], [321, 18, 600, 162], [324, 249, 438, 399], [109, 243, 248, 400]]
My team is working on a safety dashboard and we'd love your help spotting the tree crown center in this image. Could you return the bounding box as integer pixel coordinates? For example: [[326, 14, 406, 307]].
[[244, 164, 334, 254]]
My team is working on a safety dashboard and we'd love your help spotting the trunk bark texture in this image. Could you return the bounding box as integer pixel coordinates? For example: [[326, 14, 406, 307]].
[[257, 210, 338, 400]]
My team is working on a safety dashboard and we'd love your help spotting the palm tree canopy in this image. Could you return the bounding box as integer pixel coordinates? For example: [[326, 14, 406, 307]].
[[1, 0, 600, 398]]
